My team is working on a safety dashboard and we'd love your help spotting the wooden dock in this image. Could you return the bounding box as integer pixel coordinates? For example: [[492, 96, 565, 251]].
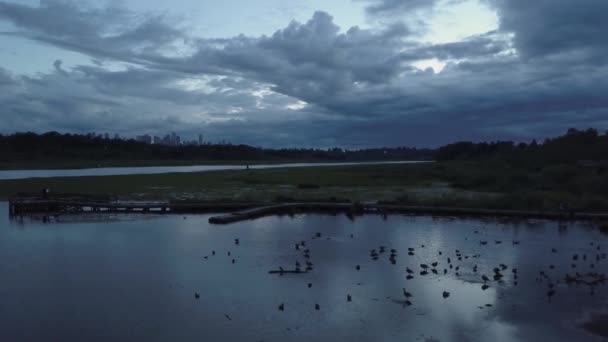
[[7, 193, 256, 216]]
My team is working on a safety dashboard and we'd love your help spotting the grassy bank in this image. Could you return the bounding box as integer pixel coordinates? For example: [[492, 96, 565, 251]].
[[2, 162, 607, 212]]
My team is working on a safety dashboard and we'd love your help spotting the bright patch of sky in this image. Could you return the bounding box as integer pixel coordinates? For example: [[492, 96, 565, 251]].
[[414, 0, 499, 73], [423, 0, 498, 44]]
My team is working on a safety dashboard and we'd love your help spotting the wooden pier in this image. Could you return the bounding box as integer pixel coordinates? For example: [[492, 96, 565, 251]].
[[7, 193, 256, 216]]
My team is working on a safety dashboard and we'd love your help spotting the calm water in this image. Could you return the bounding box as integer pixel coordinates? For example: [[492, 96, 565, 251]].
[[0, 161, 424, 180], [1, 203, 607, 342]]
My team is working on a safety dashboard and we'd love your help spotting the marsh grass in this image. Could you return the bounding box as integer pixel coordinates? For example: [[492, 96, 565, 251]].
[[2, 162, 607, 212]]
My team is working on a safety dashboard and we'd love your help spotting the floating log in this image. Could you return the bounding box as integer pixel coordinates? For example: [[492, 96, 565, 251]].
[[268, 269, 308, 274], [209, 203, 608, 224]]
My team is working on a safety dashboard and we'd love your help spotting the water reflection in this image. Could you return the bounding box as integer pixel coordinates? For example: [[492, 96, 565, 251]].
[[0, 203, 606, 342]]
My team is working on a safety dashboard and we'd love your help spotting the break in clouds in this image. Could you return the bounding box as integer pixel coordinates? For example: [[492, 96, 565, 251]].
[[0, 0, 607, 147]]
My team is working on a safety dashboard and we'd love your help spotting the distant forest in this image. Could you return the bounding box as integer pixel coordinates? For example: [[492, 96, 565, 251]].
[[1, 129, 606, 169], [0, 132, 434, 166], [436, 128, 608, 168]]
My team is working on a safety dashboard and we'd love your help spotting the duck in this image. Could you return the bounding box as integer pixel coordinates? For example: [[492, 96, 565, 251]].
[[278, 303, 285, 311], [356, 265, 361, 271], [347, 294, 352, 302], [195, 292, 200, 299], [442, 291, 450, 299], [402, 288, 413, 298]]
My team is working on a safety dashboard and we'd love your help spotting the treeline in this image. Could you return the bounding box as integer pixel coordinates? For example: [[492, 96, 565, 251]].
[[432, 128, 608, 211], [437, 128, 608, 168], [0, 132, 434, 165]]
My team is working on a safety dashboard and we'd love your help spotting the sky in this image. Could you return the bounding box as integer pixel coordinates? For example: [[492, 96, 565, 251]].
[[0, 0, 606, 147]]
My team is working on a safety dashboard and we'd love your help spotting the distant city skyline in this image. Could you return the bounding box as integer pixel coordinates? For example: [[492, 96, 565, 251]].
[[79, 131, 207, 146]]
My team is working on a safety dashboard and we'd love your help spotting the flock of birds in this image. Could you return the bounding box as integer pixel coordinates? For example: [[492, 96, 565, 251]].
[[197, 226, 607, 315]]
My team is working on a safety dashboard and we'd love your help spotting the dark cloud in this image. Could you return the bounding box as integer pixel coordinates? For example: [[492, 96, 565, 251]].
[[0, 0, 183, 62], [358, 0, 440, 15], [0, 0, 606, 147], [489, 0, 608, 62]]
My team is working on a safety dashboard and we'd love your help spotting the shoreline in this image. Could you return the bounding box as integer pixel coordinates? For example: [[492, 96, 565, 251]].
[[7, 197, 608, 225], [207, 203, 608, 224]]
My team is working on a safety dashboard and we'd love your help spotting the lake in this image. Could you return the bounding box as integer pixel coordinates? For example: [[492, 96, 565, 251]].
[[0, 161, 425, 180], [1, 202, 607, 341]]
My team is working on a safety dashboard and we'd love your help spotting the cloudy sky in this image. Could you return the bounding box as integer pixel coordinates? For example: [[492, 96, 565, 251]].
[[0, 0, 606, 147]]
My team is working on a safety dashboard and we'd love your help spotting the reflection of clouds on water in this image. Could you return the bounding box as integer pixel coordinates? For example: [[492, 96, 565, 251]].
[[0, 202, 606, 341]]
